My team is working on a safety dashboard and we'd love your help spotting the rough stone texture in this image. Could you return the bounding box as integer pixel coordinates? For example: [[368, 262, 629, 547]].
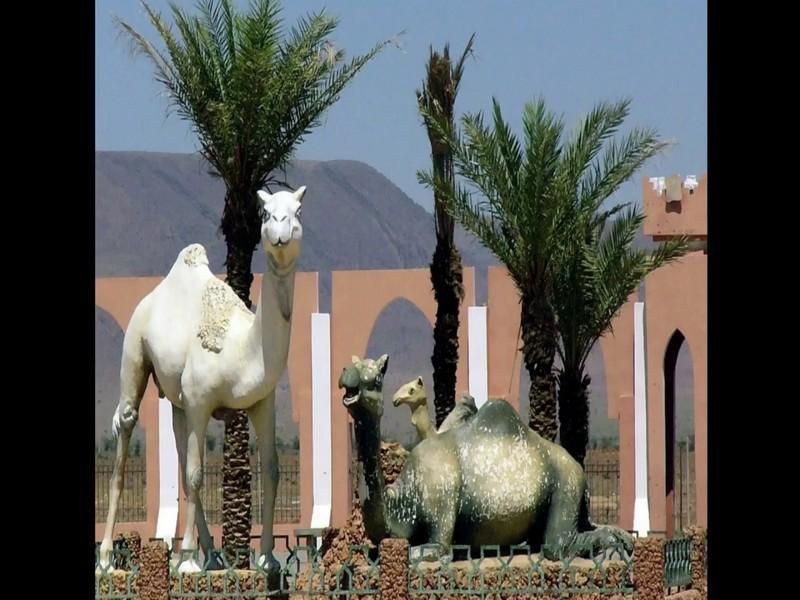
[[319, 498, 373, 572], [120, 531, 142, 567], [633, 536, 664, 600], [686, 526, 707, 599], [95, 569, 140, 598], [311, 444, 406, 578], [380, 441, 408, 485], [665, 591, 702, 600], [408, 555, 631, 600], [379, 538, 408, 600], [293, 497, 378, 597], [198, 277, 249, 353], [172, 570, 273, 598], [139, 541, 170, 600]]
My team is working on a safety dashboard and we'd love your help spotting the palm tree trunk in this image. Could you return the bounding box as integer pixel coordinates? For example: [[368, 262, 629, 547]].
[[429, 149, 464, 428], [557, 369, 591, 468], [521, 289, 558, 440], [220, 191, 260, 568], [430, 236, 463, 428]]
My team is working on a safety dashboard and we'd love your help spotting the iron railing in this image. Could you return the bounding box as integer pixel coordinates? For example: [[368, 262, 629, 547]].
[[407, 543, 634, 597], [664, 536, 692, 589], [95, 454, 301, 525], [201, 455, 301, 524], [95, 460, 147, 522], [585, 461, 620, 525], [94, 546, 139, 600], [95, 543, 634, 599]]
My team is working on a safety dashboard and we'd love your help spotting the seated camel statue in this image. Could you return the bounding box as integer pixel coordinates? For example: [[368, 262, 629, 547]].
[[340, 354, 633, 561], [392, 376, 477, 441]]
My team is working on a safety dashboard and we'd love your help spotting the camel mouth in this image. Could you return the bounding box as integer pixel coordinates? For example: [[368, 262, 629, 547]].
[[342, 386, 360, 407], [391, 396, 404, 407]]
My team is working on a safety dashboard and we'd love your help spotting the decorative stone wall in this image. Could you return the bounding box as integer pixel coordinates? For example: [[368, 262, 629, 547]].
[[379, 538, 408, 600], [139, 541, 170, 600], [633, 536, 665, 600]]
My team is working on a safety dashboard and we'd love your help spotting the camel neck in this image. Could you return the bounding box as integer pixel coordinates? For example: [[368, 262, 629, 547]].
[[249, 254, 296, 388], [352, 413, 388, 543], [411, 403, 434, 439]]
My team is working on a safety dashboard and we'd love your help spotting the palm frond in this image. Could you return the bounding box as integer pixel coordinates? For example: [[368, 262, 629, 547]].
[[557, 205, 689, 372], [579, 127, 668, 213], [116, 0, 389, 195], [417, 170, 516, 270]]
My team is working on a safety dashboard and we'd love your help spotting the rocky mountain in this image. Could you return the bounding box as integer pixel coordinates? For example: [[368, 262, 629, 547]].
[[95, 151, 694, 450]]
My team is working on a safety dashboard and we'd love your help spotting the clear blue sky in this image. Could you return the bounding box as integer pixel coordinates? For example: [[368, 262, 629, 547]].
[[95, 0, 707, 213]]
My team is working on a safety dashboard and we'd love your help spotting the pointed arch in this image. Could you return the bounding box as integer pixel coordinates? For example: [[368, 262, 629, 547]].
[[366, 298, 435, 447], [663, 329, 696, 536]]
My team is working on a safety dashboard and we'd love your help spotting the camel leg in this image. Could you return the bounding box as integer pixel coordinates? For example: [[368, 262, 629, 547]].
[[541, 479, 633, 560], [176, 406, 211, 574], [98, 339, 150, 571], [424, 509, 456, 562], [248, 393, 280, 580], [172, 404, 220, 568], [540, 486, 582, 560]]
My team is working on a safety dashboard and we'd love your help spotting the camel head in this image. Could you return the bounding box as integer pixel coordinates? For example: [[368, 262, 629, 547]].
[[339, 354, 389, 420], [392, 376, 427, 409], [256, 186, 306, 269]]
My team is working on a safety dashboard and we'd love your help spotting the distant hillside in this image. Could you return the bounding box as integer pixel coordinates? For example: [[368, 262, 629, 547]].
[[95, 151, 694, 449]]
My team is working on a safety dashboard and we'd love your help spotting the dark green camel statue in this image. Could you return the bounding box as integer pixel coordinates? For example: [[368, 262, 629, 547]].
[[339, 354, 633, 560]]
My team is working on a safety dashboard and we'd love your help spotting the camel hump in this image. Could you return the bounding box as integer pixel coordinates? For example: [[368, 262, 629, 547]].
[[179, 244, 209, 268], [197, 278, 249, 353], [471, 398, 528, 438]]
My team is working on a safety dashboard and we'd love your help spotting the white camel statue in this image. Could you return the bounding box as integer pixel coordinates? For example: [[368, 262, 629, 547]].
[[98, 186, 307, 575]]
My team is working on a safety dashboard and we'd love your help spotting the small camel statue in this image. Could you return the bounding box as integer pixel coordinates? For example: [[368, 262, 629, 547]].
[[392, 376, 477, 441], [98, 186, 307, 576], [340, 354, 634, 560]]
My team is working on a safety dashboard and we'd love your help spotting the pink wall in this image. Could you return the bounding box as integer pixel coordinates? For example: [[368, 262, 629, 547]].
[[95, 173, 707, 540]]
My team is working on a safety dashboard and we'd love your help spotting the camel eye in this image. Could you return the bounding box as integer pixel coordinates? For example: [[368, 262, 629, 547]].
[[296, 207, 302, 219], [409, 387, 415, 395], [375, 374, 383, 387]]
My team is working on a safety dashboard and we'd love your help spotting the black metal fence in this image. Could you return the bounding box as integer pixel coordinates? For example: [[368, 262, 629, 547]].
[[673, 442, 696, 533], [94, 453, 301, 524], [95, 459, 148, 522], [97, 451, 694, 531], [201, 454, 301, 524], [585, 460, 620, 525]]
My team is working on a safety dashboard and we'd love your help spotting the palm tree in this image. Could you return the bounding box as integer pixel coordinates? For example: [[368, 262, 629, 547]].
[[416, 34, 474, 428], [554, 206, 688, 467], [117, 0, 390, 566], [418, 96, 665, 440]]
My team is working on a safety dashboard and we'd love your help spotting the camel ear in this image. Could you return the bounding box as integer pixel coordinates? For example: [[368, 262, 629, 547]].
[[256, 190, 271, 204], [351, 355, 360, 365], [377, 354, 389, 374], [294, 185, 307, 203], [417, 376, 423, 386]]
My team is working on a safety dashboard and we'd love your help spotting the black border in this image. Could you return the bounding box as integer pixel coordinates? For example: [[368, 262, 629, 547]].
[[16, 2, 753, 598], [707, 1, 786, 596], [17, 1, 96, 596]]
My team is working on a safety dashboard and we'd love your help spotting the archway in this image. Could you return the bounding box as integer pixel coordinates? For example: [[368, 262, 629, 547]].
[[664, 330, 696, 536], [365, 298, 435, 449], [95, 306, 147, 523]]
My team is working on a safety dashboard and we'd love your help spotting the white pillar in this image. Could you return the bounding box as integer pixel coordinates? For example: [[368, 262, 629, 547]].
[[468, 306, 489, 409], [309, 313, 332, 536], [155, 397, 179, 547], [632, 302, 651, 536]]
